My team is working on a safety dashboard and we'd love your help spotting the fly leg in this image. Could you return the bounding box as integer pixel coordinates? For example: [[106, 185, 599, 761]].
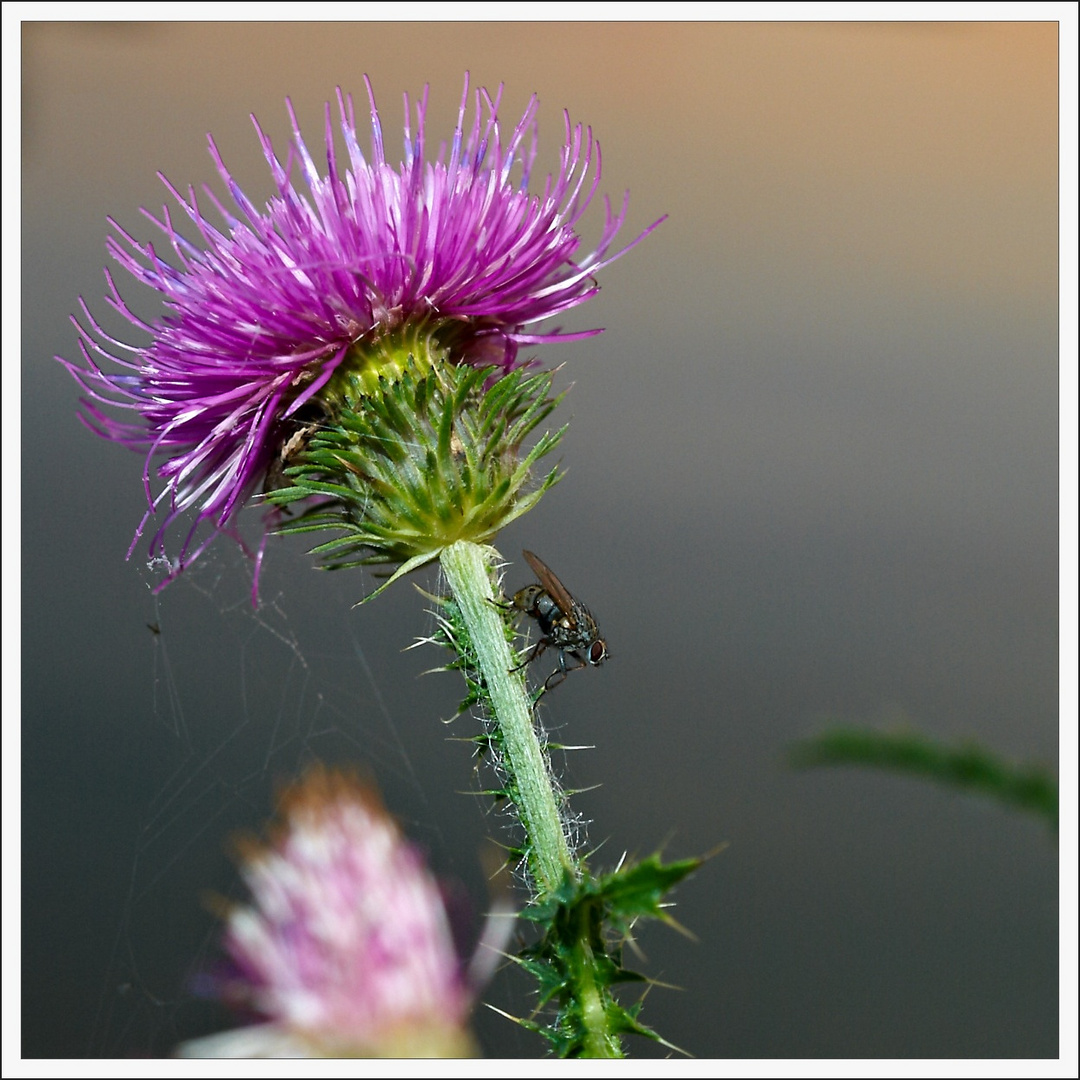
[[541, 649, 588, 690], [509, 636, 548, 675]]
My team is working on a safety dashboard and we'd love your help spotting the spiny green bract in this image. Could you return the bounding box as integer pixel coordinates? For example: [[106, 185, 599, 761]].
[[263, 359, 565, 598]]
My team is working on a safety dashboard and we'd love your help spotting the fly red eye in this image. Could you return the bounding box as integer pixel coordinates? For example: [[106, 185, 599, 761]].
[[589, 640, 607, 664]]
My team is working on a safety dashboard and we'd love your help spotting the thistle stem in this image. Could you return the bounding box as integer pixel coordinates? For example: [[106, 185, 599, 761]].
[[439, 540, 576, 896], [571, 928, 622, 1059]]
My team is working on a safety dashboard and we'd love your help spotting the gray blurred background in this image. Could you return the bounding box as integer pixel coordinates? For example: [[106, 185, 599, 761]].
[[22, 22, 1058, 1058]]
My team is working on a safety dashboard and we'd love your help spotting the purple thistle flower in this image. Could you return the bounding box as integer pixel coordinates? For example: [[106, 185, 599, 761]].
[[183, 766, 485, 1057], [60, 76, 661, 584]]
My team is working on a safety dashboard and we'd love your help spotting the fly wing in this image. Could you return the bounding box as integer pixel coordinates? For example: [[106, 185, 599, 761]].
[[522, 550, 577, 624]]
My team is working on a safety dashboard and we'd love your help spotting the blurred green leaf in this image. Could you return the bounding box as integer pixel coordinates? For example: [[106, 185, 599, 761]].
[[790, 727, 1057, 833]]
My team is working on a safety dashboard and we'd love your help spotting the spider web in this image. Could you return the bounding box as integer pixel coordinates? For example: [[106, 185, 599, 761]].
[[81, 535, 548, 1058]]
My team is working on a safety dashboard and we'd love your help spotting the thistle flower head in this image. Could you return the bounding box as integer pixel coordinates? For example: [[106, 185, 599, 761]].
[[60, 76, 660, 584], [186, 766, 476, 1058]]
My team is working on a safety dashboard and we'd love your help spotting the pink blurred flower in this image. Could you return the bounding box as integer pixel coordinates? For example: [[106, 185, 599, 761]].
[[182, 766, 482, 1057]]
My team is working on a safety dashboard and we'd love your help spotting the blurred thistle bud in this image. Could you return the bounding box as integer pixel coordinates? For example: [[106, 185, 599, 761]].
[[179, 766, 482, 1058]]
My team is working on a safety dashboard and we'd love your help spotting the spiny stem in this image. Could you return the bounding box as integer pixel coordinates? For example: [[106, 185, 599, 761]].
[[568, 909, 622, 1059], [439, 540, 576, 896]]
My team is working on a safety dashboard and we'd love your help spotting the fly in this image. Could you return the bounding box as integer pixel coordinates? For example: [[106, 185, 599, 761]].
[[502, 549, 608, 690]]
